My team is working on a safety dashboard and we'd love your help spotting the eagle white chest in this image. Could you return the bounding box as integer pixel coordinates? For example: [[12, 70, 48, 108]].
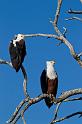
[[13, 40, 17, 47], [47, 65, 57, 79]]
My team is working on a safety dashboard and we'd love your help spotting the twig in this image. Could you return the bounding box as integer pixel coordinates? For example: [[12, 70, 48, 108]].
[[67, 9, 82, 14], [0, 59, 13, 68], [56, 27, 67, 46], [50, 102, 62, 124], [56, 41, 63, 46], [21, 113, 26, 124], [54, 103, 61, 120], [77, 52, 82, 57], [64, 97, 82, 102], [51, 111, 82, 123], [65, 16, 82, 22], [63, 27, 67, 37]]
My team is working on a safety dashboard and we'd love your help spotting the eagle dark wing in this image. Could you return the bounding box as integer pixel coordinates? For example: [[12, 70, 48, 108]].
[[40, 69, 51, 108], [40, 69, 47, 94], [9, 39, 26, 72], [17, 39, 26, 63]]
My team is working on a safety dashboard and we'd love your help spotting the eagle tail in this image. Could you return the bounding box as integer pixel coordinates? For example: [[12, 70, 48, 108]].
[[44, 97, 53, 108], [12, 60, 22, 72]]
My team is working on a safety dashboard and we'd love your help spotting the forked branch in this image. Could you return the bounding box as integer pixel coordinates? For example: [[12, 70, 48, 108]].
[[7, 88, 82, 124], [51, 111, 82, 123], [52, 0, 82, 66]]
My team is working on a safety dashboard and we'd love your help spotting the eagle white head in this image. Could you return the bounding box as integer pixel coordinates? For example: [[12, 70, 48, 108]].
[[46, 60, 56, 67], [15, 34, 25, 41], [46, 60, 57, 79], [13, 34, 25, 47]]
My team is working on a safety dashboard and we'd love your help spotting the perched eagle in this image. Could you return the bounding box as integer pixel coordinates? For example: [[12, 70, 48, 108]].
[[40, 60, 58, 108], [9, 34, 26, 72]]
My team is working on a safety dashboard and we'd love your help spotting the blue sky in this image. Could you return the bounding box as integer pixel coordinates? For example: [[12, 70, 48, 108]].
[[0, 0, 82, 124]]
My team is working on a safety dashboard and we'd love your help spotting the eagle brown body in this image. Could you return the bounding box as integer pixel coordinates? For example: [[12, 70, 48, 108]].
[[47, 77, 58, 96]]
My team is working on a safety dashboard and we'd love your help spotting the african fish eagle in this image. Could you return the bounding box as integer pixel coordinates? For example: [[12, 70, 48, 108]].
[[9, 34, 26, 72], [40, 60, 58, 108]]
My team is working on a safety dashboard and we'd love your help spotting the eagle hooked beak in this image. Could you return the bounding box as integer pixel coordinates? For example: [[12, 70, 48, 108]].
[[14, 34, 30, 39], [14, 34, 26, 39], [46, 60, 56, 65], [52, 60, 56, 64]]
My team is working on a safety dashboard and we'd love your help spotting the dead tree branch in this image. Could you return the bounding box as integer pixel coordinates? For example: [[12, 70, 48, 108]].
[[52, 0, 82, 66], [0, 59, 13, 68], [51, 97, 82, 124], [7, 94, 50, 124], [14, 30, 82, 67], [65, 16, 82, 22], [6, 97, 29, 123], [64, 97, 82, 102], [51, 111, 82, 123], [21, 65, 30, 98], [7, 88, 82, 123], [66, 7, 82, 22], [21, 113, 26, 124], [0, 59, 29, 98], [53, 102, 62, 121], [23, 33, 60, 39], [57, 88, 82, 103], [67, 9, 82, 14]]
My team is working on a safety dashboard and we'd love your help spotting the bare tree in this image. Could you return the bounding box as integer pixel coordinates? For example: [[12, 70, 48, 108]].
[[1, 0, 82, 124]]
